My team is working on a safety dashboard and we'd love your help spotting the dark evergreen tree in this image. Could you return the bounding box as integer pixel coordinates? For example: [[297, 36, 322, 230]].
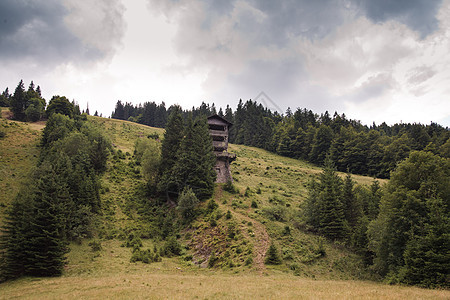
[[368, 151, 450, 285], [25, 162, 70, 276], [158, 106, 184, 197], [0, 87, 11, 107], [305, 155, 347, 240], [309, 124, 333, 165], [317, 156, 347, 240], [171, 115, 216, 200], [342, 174, 361, 229], [10, 80, 27, 120], [0, 192, 33, 280], [265, 243, 282, 265]]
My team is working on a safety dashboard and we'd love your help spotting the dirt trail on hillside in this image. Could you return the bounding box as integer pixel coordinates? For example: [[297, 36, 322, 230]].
[[236, 212, 270, 274], [216, 185, 270, 274]]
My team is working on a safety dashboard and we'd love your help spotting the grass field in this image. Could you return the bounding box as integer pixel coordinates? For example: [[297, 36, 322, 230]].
[[1, 271, 448, 299], [1, 112, 447, 299], [0, 108, 43, 221]]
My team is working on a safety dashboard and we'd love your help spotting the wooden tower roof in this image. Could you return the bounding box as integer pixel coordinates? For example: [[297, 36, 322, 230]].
[[207, 114, 233, 127]]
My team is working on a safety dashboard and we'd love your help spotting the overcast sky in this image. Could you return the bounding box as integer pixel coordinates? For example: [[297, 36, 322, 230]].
[[1, 0, 449, 126]]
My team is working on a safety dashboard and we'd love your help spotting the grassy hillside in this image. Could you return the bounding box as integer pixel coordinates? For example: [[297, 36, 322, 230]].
[[1, 113, 447, 299], [0, 108, 44, 222]]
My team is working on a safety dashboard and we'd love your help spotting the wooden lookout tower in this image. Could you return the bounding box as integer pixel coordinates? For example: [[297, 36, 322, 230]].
[[207, 115, 236, 183]]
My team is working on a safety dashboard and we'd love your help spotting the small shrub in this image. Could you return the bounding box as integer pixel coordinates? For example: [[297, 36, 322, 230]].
[[225, 210, 232, 220], [244, 187, 251, 197], [245, 257, 253, 266], [206, 198, 218, 213], [315, 237, 326, 257], [224, 180, 239, 194], [163, 236, 182, 257], [262, 206, 287, 222], [208, 252, 218, 268], [227, 221, 237, 239], [265, 243, 282, 265], [251, 200, 258, 208], [122, 233, 143, 248], [89, 240, 102, 252]]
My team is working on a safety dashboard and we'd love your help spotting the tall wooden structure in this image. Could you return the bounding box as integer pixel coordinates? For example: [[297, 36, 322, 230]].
[[207, 115, 236, 183]]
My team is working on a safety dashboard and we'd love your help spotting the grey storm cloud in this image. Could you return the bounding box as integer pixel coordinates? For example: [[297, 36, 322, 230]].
[[0, 0, 126, 67], [356, 0, 442, 37], [148, 0, 445, 115]]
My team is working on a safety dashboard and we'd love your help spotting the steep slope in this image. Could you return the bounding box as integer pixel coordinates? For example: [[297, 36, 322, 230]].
[[3, 114, 448, 299], [0, 109, 43, 223]]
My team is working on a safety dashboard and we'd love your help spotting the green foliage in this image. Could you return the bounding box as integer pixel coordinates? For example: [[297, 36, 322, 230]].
[[46, 96, 74, 118], [250, 200, 258, 208], [177, 186, 199, 223], [122, 233, 143, 249], [208, 252, 218, 268], [262, 205, 287, 222], [265, 243, 282, 265], [130, 248, 161, 264], [163, 236, 182, 257], [0, 112, 110, 281], [170, 115, 216, 200], [25, 97, 45, 122], [0, 87, 10, 107], [304, 155, 347, 240], [10, 80, 27, 121], [158, 106, 184, 196], [368, 151, 450, 287], [223, 180, 239, 194], [41, 114, 75, 148], [135, 138, 161, 183], [89, 240, 102, 252], [206, 198, 219, 213]]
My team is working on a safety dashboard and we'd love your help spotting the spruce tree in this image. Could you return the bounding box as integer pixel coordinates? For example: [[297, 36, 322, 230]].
[[342, 174, 361, 229], [158, 106, 184, 197], [0, 192, 33, 280], [265, 243, 282, 265], [171, 115, 216, 200], [188, 115, 216, 199], [306, 155, 347, 240], [25, 163, 70, 276], [10, 80, 27, 121], [368, 151, 450, 284]]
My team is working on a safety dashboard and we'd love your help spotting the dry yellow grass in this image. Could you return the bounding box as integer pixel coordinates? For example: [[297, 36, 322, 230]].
[[0, 117, 42, 222], [1, 272, 448, 300]]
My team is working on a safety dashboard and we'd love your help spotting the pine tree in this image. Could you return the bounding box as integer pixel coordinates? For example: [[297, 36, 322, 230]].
[[265, 243, 282, 265], [171, 115, 216, 200], [188, 115, 216, 199], [401, 197, 449, 288], [10, 80, 27, 121], [342, 174, 361, 229], [25, 163, 70, 276], [368, 151, 450, 282], [306, 155, 347, 240], [0, 192, 33, 280], [158, 106, 184, 197]]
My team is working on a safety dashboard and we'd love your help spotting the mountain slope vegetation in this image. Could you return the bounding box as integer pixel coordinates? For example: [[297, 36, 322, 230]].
[[0, 108, 448, 298]]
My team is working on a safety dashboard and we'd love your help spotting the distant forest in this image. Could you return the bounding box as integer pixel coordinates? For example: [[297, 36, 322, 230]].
[[111, 99, 449, 179]]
